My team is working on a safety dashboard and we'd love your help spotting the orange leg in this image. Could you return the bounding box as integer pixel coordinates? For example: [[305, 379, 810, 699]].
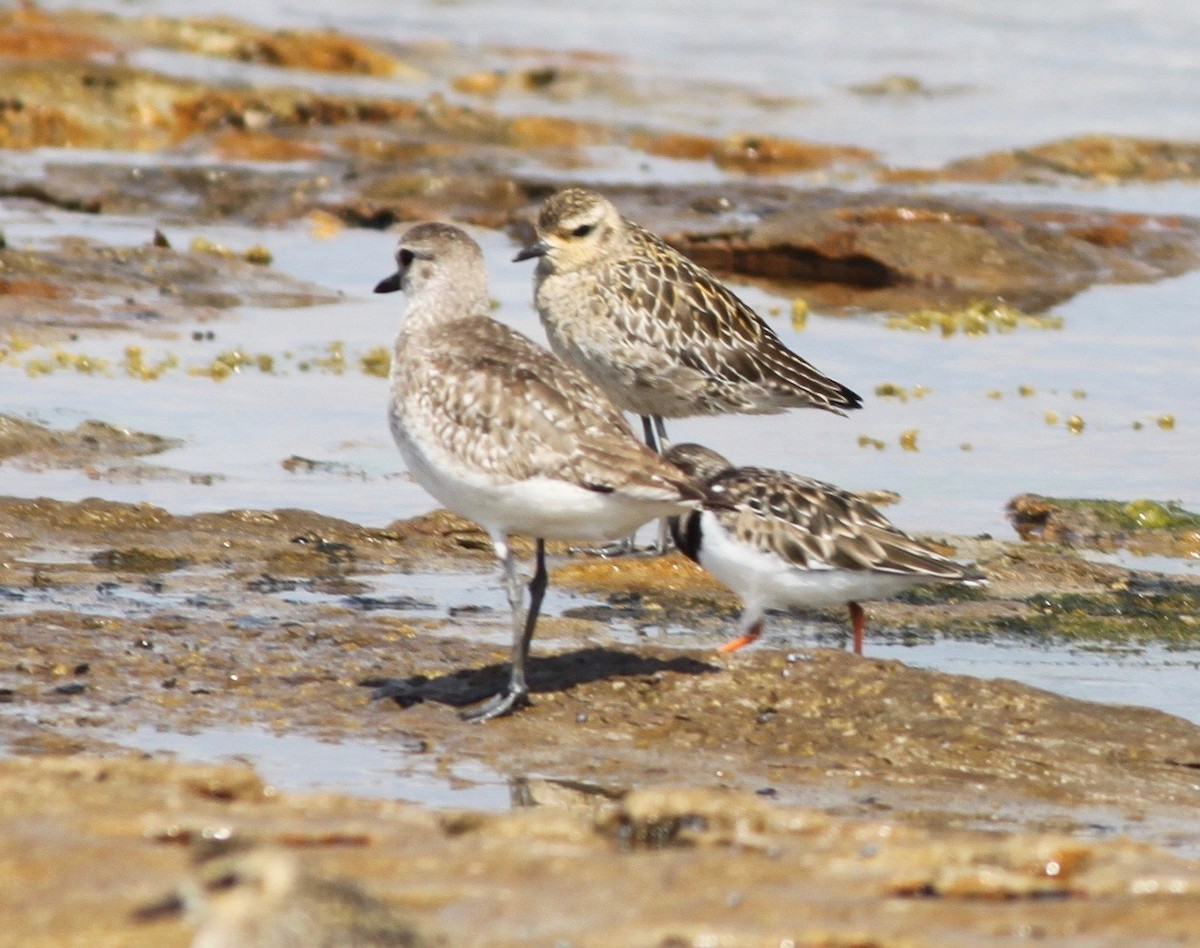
[[718, 618, 763, 654], [848, 602, 865, 655]]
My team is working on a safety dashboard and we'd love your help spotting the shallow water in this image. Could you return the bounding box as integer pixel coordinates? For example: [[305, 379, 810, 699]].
[[122, 724, 515, 807], [2, 205, 1195, 540]]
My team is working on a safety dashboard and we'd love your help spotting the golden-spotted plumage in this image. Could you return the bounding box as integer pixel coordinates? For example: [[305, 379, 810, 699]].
[[665, 443, 983, 655], [377, 223, 702, 720], [136, 849, 430, 948], [517, 188, 861, 445]]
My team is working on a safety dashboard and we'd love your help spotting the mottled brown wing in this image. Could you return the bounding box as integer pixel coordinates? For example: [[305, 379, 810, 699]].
[[607, 223, 861, 412], [711, 467, 971, 578], [411, 317, 700, 502]]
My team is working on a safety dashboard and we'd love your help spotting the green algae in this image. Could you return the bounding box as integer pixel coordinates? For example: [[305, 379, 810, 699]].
[[1033, 497, 1200, 533], [1001, 582, 1200, 646]]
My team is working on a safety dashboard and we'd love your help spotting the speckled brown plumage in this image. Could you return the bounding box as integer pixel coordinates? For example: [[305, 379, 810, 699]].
[[393, 309, 702, 503], [377, 222, 703, 719], [519, 188, 862, 423]]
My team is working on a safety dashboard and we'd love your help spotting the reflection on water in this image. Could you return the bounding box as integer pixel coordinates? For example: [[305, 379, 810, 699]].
[[121, 724, 514, 808]]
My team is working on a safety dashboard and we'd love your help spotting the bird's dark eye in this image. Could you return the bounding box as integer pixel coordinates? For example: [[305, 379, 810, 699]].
[[398, 249, 415, 268], [571, 223, 594, 238]]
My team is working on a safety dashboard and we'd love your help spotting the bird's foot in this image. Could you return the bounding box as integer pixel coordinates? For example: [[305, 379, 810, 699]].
[[459, 686, 531, 722], [567, 535, 640, 558]]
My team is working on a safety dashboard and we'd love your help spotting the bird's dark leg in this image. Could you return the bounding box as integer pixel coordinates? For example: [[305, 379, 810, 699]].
[[849, 601, 866, 656], [463, 539, 548, 721], [642, 414, 673, 554], [652, 415, 670, 451], [641, 414, 660, 453]]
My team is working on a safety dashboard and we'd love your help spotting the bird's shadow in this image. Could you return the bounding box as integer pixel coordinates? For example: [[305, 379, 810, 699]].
[[361, 646, 720, 710]]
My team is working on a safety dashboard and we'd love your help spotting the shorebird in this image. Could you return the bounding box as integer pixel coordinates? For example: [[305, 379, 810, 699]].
[[375, 223, 703, 721], [514, 187, 862, 455], [664, 443, 984, 655], [135, 848, 431, 948]]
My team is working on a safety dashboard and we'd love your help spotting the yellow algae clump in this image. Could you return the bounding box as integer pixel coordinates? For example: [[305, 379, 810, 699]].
[[1157, 414, 1176, 430], [874, 382, 908, 402], [243, 245, 273, 265], [899, 429, 919, 451], [1018, 384, 1036, 397], [361, 346, 391, 378], [790, 298, 809, 330], [123, 345, 179, 380], [189, 235, 235, 258], [1045, 410, 1060, 426], [857, 435, 886, 451], [311, 341, 346, 374], [888, 301, 1064, 337], [1066, 414, 1085, 434], [189, 348, 262, 380]]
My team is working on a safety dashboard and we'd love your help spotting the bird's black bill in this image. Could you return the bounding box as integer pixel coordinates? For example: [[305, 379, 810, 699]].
[[512, 241, 548, 263], [374, 272, 402, 294]]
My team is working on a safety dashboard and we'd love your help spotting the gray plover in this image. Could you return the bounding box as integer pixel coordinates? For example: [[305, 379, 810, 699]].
[[664, 443, 984, 655], [375, 222, 703, 720], [135, 848, 431, 947], [514, 187, 862, 454]]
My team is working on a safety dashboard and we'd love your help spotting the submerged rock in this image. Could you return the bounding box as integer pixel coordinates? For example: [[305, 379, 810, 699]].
[[1008, 493, 1200, 559]]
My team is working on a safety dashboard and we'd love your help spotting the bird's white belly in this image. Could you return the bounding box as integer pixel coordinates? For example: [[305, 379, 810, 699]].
[[392, 421, 672, 542], [696, 511, 920, 609]]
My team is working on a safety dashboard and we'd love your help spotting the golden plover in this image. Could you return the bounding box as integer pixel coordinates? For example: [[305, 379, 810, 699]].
[[135, 848, 431, 948], [664, 443, 984, 655], [376, 223, 703, 720], [515, 187, 862, 453]]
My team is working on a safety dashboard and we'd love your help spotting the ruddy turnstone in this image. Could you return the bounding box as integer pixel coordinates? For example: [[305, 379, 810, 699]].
[[376, 223, 703, 720], [664, 443, 983, 655], [514, 187, 862, 454]]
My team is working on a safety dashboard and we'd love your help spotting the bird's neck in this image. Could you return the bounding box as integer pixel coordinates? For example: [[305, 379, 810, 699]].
[[401, 276, 489, 333]]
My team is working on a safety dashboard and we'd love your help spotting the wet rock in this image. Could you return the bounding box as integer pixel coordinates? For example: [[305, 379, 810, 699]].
[[654, 188, 1200, 311], [90, 547, 189, 574], [928, 134, 1200, 184], [632, 129, 876, 174], [0, 7, 420, 79], [1008, 493, 1200, 559], [0, 235, 339, 335], [0, 415, 179, 466], [848, 74, 969, 98]]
